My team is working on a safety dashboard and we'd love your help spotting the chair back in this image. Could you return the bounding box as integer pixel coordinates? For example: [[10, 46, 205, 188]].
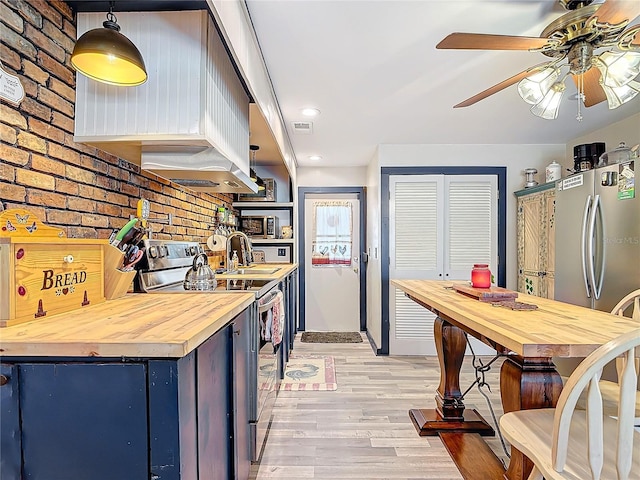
[[552, 329, 640, 479], [611, 289, 640, 381]]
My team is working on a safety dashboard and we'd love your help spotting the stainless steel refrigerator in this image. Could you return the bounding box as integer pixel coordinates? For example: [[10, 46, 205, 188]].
[[554, 161, 639, 313]]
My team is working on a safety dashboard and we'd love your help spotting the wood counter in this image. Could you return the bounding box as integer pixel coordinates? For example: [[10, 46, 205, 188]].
[[216, 263, 297, 281], [0, 292, 255, 358]]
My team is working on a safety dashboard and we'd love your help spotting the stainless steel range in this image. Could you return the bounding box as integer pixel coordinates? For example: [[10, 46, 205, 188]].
[[133, 238, 281, 462], [134, 239, 278, 297]]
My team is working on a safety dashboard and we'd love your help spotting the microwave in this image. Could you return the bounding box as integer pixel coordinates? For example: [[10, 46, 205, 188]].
[[240, 216, 279, 239], [237, 178, 276, 202]]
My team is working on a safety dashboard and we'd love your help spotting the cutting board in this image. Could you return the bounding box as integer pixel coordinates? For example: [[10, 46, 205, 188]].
[[453, 284, 518, 302]]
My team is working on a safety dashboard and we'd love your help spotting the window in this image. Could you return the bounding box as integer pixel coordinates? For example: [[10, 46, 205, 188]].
[[311, 201, 352, 267]]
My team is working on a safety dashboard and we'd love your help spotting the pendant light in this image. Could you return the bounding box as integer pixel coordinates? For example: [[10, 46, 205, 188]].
[[71, 2, 147, 87], [250, 145, 266, 191]]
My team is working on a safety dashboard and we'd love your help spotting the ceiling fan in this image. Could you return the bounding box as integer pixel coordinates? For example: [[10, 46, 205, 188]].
[[437, 0, 640, 119]]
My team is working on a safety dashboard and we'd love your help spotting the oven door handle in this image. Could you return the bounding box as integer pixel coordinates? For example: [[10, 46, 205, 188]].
[[258, 290, 281, 313]]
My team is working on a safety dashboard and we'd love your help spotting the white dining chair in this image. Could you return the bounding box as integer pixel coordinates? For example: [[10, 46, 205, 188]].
[[500, 328, 640, 480], [553, 289, 640, 417]]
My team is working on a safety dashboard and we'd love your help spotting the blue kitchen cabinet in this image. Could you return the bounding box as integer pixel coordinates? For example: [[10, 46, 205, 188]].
[[0, 309, 251, 480]]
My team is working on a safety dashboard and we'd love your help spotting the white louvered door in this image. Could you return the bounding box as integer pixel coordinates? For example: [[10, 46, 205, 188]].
[[444, 176, 497, 282], [389, 175, 498, 355]]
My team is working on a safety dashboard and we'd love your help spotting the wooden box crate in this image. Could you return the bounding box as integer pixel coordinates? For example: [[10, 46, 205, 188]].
[[0, 209, 106, 327]]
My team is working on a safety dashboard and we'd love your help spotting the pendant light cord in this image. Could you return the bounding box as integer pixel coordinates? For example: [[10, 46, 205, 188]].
[[576, 72, 584, 122]]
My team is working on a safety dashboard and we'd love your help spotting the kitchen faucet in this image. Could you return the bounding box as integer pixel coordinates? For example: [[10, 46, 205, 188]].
[[226, 231, 253, 270]]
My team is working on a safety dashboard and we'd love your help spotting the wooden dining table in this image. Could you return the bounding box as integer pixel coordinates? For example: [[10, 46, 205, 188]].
[[391, 279, 640, 480]]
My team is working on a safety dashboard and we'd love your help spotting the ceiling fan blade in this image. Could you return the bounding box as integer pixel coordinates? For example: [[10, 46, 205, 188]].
[[588, 0, 640, 28], [436, 33, 550, 50], [572, 69, 607, 107], [454, 63, 552, 108]]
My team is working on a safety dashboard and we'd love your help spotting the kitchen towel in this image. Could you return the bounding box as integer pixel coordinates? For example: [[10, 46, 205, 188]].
[[206, 234, 226, 252], [271, 291, 285, 347]]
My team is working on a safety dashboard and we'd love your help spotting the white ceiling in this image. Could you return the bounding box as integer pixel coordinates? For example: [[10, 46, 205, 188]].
[[245, 0, 640, 168]]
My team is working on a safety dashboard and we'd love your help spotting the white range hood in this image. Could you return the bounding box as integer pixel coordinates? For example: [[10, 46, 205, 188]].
[[74, 10, 256, 194], [141, 147, 256, 193]]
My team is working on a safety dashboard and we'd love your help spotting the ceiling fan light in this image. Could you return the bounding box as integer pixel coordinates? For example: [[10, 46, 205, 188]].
[[517, 66, 560, 105], [601, 80, 640, 109], [71, 11, 147, 86], [530, 81, 566, 120], [596, 51, 640, 89]]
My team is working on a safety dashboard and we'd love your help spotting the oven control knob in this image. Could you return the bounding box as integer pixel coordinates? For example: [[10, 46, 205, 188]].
[[163, 245, 169, 257], [149, 246, 158, 258], [190, 246, 197, 255], [185, 247, 191, 256], [157, 245, 165, 258]]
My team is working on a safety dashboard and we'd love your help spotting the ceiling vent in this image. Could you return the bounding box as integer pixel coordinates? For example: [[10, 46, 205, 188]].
[[292, 121, 313, 134]]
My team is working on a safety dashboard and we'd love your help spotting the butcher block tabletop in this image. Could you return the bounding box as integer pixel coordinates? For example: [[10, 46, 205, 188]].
[[0, 293, 254, 358], [392, 280, 640, 358]]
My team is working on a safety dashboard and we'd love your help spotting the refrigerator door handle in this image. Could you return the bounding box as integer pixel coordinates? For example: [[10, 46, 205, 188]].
[[581, 195, 592, 298], [587, 194, 600, 300], [589, 194, 605, 300]]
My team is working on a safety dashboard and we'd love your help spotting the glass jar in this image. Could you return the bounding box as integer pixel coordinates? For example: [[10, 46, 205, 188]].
[[471, 264, 491, 288]]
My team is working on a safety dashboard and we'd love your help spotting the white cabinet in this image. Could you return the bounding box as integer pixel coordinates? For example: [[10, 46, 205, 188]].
[[74, 10, 250, 176], [515, 184, 556, 299]]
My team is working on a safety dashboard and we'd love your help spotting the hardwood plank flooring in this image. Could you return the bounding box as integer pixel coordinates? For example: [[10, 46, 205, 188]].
[[250, 333, 509, 480]]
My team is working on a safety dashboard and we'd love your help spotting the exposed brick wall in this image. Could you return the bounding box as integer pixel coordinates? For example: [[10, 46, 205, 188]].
[[0, 0, 234, 265]]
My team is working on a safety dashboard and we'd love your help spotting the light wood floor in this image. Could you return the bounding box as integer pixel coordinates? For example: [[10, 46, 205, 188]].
[[250, 333, 509, 479]]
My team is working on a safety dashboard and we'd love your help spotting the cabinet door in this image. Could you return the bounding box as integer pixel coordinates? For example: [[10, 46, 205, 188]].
[[197, 326, 232, 480], [517, 193, 544, 296], [544, 190, 556, 299], [19, 363, 148, 480], [0, 363, 21, 479], [516, 189, 556, 298], [233, 310, 252, 480], [148, 354, 197, 480]]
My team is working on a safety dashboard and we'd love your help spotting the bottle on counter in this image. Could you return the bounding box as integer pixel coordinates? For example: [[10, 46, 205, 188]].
[[231, 250, 239, 271]]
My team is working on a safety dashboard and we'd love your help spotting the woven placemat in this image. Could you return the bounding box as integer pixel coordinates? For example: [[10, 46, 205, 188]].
[[301, 332, 363, 343]]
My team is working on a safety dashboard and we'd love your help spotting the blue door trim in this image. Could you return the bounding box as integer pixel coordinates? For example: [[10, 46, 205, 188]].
[[380, 166, 507, 355], [297, 187, 367, 332]]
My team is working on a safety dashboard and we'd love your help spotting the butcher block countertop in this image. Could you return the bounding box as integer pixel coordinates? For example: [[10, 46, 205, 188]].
[[0, 292, 254, 358], [392, 280, 640, 358], [217, 262, 297, 281]]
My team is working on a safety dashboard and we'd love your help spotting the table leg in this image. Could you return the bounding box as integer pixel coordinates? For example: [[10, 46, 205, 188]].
[[500, 356, 563, 480], [409, 316, 494, 436]]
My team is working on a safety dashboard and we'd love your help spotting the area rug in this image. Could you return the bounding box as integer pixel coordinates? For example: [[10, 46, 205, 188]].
[[280, 355, 337, 391], [301, 331, 363, 343]]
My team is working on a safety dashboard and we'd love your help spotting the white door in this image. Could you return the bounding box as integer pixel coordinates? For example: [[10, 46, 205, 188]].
[[389, 175, 498, 355], [304, 193, 360, 332]]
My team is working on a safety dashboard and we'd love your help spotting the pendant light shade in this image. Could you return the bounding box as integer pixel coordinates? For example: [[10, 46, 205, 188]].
[[71, 7, 147, 87], [530, 81, 566, 120], [249, 144, 265, 190], [517, 65, 560, 105]]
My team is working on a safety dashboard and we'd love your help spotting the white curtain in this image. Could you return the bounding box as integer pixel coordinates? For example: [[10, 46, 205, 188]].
[[311, 201, 352, 267]]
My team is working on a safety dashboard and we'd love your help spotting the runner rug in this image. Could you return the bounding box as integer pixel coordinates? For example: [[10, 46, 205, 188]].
[[300, 331, 363, 343], [280, 355, 337, 391]]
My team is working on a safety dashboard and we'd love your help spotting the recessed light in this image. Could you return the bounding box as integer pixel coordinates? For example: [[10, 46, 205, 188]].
[[301, 108, 320, 117], [309, 155, 322, 161]]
